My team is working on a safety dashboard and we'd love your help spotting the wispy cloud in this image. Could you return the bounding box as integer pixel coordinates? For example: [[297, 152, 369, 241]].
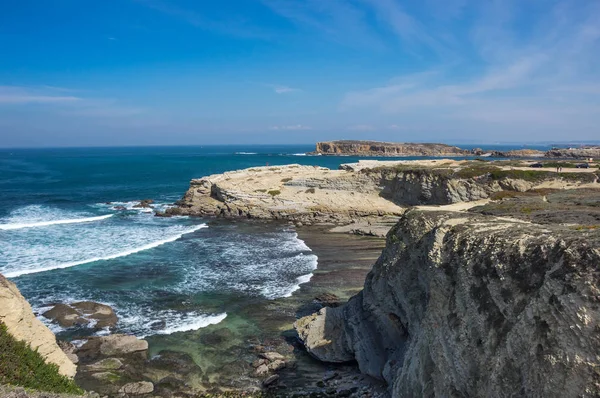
[[134, 0, 272, 40], [340, 0, 600, 136], [265, 84, 301, 94], [262, 0, 385, 49], [0, 86, 82, 104], [270, 124, 312, 130]]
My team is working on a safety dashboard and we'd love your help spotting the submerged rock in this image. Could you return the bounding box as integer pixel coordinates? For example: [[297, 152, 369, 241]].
[[43, 301, 118, 330]]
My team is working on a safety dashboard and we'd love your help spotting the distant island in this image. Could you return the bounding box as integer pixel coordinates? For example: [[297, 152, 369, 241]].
[[313, 140, 600, 159]]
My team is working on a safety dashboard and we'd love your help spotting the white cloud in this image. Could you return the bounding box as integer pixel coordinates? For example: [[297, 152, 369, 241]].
[[267, 84, 301, 94], [0, 86, 81, 104], [270, 124, 312, 130]]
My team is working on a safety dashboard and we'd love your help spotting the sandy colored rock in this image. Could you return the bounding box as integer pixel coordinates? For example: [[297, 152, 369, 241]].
[[260, 351, 285, 362], [85, 357, 123, 372], [0, 273, 77, 378], [79, 334, 148, 358]]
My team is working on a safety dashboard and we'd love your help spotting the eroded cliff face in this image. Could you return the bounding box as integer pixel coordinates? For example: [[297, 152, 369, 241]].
[[0, 274, 77, 378], [295, 211, 600, 397], [315, 141, 469, 157]]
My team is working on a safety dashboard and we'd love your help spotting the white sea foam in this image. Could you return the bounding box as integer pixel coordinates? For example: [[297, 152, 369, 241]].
[[151, 313, 228, 336], [235, 152, 258, 155], [3, 224, 208, 278], [291, 153, 307, 156], [0, 214, 113, 230]]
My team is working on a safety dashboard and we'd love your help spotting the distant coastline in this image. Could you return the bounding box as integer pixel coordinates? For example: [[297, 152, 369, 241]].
[[311, 140, 600, 159]]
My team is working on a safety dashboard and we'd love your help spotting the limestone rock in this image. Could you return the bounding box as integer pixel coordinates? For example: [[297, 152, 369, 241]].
[[79, 334, 148, 359], [0, 273, 77, 378], [296, 210, 600, 397], [72, 301, 118, 329], [43, 301, 118, 330], [260, 351, 285, 362], [43, 303, 89, 328], [118, 381, 154, 395]]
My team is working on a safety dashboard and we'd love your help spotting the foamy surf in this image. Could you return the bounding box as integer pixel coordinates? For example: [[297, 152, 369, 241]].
[[0, 214, 113, 230], [4, 224, 208, 278], [149, 313, 228, 337]]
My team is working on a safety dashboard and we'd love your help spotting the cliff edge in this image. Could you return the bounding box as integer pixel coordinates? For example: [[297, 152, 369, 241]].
[[315, 141, 469, 157], [295, 205, 600, 397], [0, 273, 77, 378]]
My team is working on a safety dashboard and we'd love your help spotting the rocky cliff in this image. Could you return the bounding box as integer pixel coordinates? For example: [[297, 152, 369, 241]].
[[0, 273, 77, 378], [545, 147, 600, 159], [295, 207, 600, 397], [315, 141, 469, 157]]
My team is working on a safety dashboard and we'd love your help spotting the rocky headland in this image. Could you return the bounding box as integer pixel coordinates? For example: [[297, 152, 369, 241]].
[[295, 188, 600, 397], [166, 160, 599, 232]]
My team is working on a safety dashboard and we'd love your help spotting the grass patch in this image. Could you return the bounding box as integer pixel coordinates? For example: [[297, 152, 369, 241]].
[[570, 225, 599, 231], [268, 190, 281, 196], [0, 322, 83, 395], [254, 189, 267, 193], [305, 188, 316, 194], [281, 178, 293, 183]]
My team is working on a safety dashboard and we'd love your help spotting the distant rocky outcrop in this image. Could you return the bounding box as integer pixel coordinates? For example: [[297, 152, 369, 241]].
[[295, 207, 600, 397], [545, 146, 600, 159], [314, 141, 469, 157], [0, 273, 77, 378]]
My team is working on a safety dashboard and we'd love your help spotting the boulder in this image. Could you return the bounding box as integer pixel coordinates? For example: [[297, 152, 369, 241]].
[[85, 358, 123, 372], [43, 301, 118, 330], [262, 374, 279, 387], [43, 303, 89, 328], [119, 381, 154, 395], [79, 334, 148, 359], [72, 301, 118, 329], [259, 352, 285, 362]]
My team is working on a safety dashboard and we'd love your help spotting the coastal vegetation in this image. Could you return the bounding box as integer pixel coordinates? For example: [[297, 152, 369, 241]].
[[0, 323, 83, 395]]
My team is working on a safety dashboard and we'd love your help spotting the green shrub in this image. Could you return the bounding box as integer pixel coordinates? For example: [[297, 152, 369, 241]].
[[305, 188, 316, 194], [268, 190, 281, 196], [281, 178, 292, 183], [0, 322, 83, 395], [254, 189, 267, 193]]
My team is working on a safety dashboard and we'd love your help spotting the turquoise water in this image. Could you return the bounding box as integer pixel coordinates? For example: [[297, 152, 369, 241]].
[[0, 144, 552, 339]]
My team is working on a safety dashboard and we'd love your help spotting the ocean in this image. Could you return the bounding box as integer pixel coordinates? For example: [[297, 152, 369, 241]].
[[0, 144, 552, 340]]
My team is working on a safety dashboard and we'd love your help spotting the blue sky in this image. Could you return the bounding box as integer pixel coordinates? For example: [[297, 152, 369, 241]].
[[1, 0, 599, 147]]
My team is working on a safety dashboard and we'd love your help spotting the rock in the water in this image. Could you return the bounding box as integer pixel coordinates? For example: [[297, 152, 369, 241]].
[[267, 360, 286, 372], [254, 364, 269, 376], [119, 381, 154, 395], [85, 358, 123, 372], [260, 351, 285, 362], [79, 334, 148, 359], [43, 303, 89, 328], [43, 301, 117, 330], [262, 374, 279, 387], [252, 358, 267, 368], [72, 301, 118, 329], [133, 199, 154, 209]]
